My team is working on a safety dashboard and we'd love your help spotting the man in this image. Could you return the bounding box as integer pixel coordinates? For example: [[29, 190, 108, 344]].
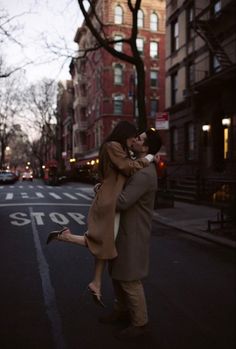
[[100, 128, 162, 340]]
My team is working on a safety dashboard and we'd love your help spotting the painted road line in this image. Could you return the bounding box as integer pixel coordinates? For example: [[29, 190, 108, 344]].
[[6, 193, 13, 200], [63, 193, 77, 200], [29, 207, 67, 349], [0, 203, 90, 207], [29, 185, 34, 188], [37, 186, 44, 189], [0, 186, 3, 189], [36, 192, 44, 198], [49, 192, 62, 199], [21, 192, 29, 199], [75, 193, 92, 201]]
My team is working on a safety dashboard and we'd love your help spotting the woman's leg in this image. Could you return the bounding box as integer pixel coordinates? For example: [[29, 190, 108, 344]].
[[47, 228, 87, 246], [57, 228, 87, 246], [88, 258, 106, 300]]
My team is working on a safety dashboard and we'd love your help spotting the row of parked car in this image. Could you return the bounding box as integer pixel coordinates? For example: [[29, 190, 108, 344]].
[[0, 170, 34, 184]]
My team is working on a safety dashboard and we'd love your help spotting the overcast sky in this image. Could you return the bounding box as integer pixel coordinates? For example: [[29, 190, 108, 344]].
[[1, 0, 84, 83]]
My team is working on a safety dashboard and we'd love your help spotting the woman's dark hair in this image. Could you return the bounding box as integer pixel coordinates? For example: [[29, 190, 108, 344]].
[[98, 121, 137, 177], [103, 121, 137, 149], [143, 128, 162, 155]]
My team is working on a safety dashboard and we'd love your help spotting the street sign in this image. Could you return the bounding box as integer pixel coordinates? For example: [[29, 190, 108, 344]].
[[156, 112, 169, 130]]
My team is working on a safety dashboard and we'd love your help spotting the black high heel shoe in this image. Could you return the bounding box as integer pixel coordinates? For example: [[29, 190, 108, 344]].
[[46, 227, 68, 245], [88, 285, 105, 308]]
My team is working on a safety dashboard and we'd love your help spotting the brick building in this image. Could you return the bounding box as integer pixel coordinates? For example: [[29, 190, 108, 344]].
[[165, 0, 236, 202], [70, 0, 166, 166]]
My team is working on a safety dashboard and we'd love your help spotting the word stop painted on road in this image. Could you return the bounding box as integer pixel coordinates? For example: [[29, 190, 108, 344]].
[[9, 212, 86, 226]]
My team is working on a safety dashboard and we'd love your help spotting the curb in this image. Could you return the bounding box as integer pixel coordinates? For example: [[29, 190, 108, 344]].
[[153, 212, 236, 249]]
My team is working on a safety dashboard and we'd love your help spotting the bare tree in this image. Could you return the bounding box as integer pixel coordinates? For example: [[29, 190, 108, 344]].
[[0, 8, 33, 78], [77, 0, 147, 131], [24, 79, 58, 170], [0, 72, 25, 168]]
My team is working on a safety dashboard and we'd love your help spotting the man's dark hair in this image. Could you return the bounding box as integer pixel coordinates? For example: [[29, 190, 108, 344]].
[[144, 128, 162, 155]]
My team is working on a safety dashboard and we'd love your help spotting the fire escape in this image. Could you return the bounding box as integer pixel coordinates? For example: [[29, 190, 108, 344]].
[[192, 3, 233, 70]]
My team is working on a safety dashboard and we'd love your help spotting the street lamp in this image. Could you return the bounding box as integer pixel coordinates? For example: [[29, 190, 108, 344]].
[[202, 124, 210, 132], [222, 117, 231, 127]]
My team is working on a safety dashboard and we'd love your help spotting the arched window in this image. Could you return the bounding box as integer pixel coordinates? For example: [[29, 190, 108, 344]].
[[114, 64, 123, 85], [150, 12, 159, 31], [137, 9, 144, 28], [114, 5, 123, 24]]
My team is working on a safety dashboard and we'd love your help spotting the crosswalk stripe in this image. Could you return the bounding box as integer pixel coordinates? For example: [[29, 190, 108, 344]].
[[6, 193, 13, 200], [36, 192, 44, 198], [49, 192, 62, 199], [22, 192, 29, 198], [63, 193, 77, 200], [75, 193, 92, 201], [0, 186, 3, 189], [37, 186, 44, 189]]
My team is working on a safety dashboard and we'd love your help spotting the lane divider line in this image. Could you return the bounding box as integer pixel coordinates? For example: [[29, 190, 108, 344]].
[[29, 207, 67, 349]]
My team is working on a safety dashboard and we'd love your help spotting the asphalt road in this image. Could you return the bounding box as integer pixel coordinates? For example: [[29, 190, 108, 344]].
[[0, 179, 235, 349]]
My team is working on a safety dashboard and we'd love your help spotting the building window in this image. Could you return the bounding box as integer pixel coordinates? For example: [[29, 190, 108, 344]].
[[150, 99, 159, 118], [186, 4, 194, 41], [150, 70, 159, 88], [150, 13, 158, 31], [114, 5, 123, 24], [114, 64, 123, 85], [171, 18, 179, 52], [150, 41, 159, 58], [213, 0, 221, 16], [185, 122, 195, 160], [187, 63, 195, 87], [171, 72, 178, 105], [170, 127, 178, 161], [136, 38, 144, 54], [137, 9, 144, 28], [113, 95, 123, 115], [114, 35, 123, 52], [213, 55, 221, 73]]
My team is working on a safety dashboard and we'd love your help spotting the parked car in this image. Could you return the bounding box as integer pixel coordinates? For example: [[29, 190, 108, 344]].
[[22, 172, 33, 181], [0, 171, 18, 184]]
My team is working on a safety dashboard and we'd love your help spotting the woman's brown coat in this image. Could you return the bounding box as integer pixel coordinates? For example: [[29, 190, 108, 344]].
[[85, 141, 149, 259]]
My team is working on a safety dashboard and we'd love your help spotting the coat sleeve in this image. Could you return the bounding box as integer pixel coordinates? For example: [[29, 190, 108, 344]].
[[106, 142, 149, 177], [116, 170, 152, 211]]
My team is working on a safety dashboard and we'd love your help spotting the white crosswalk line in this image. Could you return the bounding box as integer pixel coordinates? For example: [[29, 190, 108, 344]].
[[29, 185, 34, 188], [36, 192, 44, 198], [21, 192, 29, 198], [10, 186, 15, 188], [75, 193, 92, 201], [37, 186, 44, 189], [49, 192, 62, 199], [0, 186, 3, 189], [63, 193, 77, 200], [19, 186, 23, 188], [6, 193, 13, 200]]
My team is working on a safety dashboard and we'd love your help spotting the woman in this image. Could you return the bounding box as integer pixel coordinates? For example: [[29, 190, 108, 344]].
[[46, 121, 153, 306]]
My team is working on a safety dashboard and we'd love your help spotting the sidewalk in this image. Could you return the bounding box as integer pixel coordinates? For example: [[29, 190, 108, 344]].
[[153, 201, 236, 249]]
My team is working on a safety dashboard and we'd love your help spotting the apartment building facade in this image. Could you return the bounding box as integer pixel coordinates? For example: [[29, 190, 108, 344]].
[[70, 0, 166, 166], [165, 0, 236, 202]]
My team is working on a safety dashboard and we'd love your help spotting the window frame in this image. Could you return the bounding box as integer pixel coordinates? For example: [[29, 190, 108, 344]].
[[114, 64, 123, 85], [114, 5, 123, 24], [150, 70, 159, 88], [150, 12, 158, 31], [150, 41, 159, 59], [137, 9, 144, 28]]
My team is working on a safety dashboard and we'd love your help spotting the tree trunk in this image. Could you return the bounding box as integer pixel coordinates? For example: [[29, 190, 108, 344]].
[[135, 60, 147, 132]]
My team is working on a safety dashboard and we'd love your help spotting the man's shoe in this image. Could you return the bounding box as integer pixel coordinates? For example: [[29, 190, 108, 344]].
[[115, 324, 150, 340], [99, 310, 130, 325]]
